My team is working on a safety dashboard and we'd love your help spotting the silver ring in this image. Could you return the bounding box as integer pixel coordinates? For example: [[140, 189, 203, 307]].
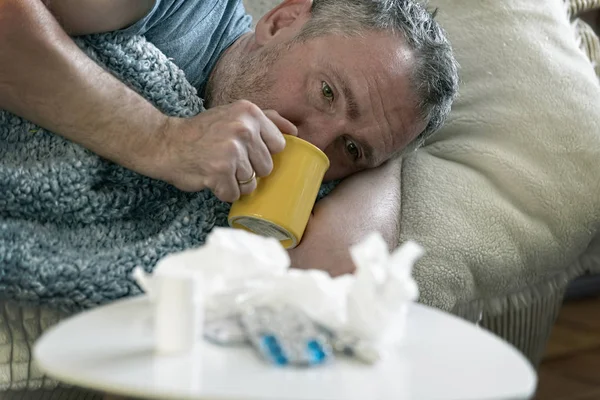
[[237, 170, 256, 186]]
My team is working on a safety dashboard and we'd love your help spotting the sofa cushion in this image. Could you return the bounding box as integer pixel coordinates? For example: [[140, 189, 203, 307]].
[[401, 0, 600, 311]]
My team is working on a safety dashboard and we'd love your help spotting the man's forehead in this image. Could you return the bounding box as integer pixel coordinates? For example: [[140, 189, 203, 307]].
[[316, 30, 415, 64]]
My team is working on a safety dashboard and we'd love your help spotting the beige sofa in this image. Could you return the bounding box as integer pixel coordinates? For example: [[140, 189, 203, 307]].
[[408, 0, 600, 367], [2, 0, 600, 398]]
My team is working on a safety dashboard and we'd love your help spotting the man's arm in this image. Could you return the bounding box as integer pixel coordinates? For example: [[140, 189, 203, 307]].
[[0, 0, 293, 201], [43, 0, 154, 36], [0, 0, 165, 177], [288, 158, 402, 276]]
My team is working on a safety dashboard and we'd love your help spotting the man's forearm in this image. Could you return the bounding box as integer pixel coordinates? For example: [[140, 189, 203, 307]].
[[289, 158, 402, 276], [322, 158, 402, 249], [0, 0, 166, 177]]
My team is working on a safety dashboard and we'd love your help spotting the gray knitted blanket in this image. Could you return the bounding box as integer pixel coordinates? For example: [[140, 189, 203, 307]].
[[0, 33, 332, 313]]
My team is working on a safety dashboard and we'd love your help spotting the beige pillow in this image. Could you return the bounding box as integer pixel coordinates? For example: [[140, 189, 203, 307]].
[[401, 0, 600, 311]]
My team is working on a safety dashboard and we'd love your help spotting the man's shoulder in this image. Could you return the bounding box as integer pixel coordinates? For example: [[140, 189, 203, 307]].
[[137, 0, 252, 89], [123, 0, 247, 41], [144, 0, 224, 41]]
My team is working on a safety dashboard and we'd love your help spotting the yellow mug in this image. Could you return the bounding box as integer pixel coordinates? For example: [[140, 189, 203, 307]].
[[228, 135, 330, 249]]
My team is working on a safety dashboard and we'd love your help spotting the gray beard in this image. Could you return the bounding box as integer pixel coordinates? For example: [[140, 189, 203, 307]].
[[204, 43, 285, 109]]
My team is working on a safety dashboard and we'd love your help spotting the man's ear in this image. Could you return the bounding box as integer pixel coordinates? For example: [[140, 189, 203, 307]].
[[254, 0, 313, 46]]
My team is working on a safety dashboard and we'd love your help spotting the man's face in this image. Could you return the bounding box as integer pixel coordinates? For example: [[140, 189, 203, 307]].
[[214, 20, 425, 180]]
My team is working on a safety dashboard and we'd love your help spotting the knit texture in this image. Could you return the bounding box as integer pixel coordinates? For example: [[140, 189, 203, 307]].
[[0, 32, 333, 313]]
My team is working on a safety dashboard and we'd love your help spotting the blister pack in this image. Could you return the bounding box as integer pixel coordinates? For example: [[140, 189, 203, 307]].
[[239, 305, 333, 367]]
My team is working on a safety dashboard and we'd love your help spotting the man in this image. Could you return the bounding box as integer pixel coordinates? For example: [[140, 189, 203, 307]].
[[0, 0, 457, 275]]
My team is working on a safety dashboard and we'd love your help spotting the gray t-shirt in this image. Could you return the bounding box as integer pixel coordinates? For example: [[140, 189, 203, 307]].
[[121, 0, 252, 97]]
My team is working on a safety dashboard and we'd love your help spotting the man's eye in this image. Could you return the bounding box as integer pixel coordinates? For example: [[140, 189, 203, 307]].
[[321, 81, 334, 101], [345, 138, 360, 160]]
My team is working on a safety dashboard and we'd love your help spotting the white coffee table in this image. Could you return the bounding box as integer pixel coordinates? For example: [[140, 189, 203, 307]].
[[34, 296, 537, 400]]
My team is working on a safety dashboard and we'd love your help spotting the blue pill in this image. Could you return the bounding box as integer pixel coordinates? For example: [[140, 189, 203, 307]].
[[306, 340, 327, 364], [275, 354, 289, 366], [307, 340, 321, 351], [261, 335, 289, 365], [263, 335, 277, 346]]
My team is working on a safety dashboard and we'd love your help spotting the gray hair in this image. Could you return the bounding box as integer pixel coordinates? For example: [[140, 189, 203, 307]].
[[297, 0, 459, 150]]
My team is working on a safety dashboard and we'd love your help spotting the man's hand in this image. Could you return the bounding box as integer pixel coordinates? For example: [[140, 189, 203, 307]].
[[154, 101, 297, 202], [288, 158, 402, 276]]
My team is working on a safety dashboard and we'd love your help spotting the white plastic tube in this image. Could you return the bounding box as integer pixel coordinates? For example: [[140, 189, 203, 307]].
[[154, 268, 204, 355]]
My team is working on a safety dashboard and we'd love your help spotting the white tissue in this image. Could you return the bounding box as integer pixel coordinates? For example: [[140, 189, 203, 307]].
[[134, 227, 290, 303], [133, 228, 291, 327], [158, 228, 289, 281], [346, 233, 424, 348], [132, 228, 423, 360]]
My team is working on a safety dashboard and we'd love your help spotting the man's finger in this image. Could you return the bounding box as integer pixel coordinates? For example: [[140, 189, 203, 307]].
[[235, 156, 255, 183], [257, 112, 287, 154], [264, 109, 298, 137], [238, 175, 257, 195], [247, 141, 273, 177], [236, 135, 272, 178], [235, 157, 259, 194], [213, 175, 240, 203]]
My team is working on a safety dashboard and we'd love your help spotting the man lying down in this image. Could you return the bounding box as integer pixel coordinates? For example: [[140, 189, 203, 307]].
[[0, 0, 458, 307]]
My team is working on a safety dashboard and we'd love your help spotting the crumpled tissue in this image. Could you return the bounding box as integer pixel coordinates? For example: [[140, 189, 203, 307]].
[[134, 228, 290, 313], [344, 232, 423, 357], [133, 227, 424, 361]]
